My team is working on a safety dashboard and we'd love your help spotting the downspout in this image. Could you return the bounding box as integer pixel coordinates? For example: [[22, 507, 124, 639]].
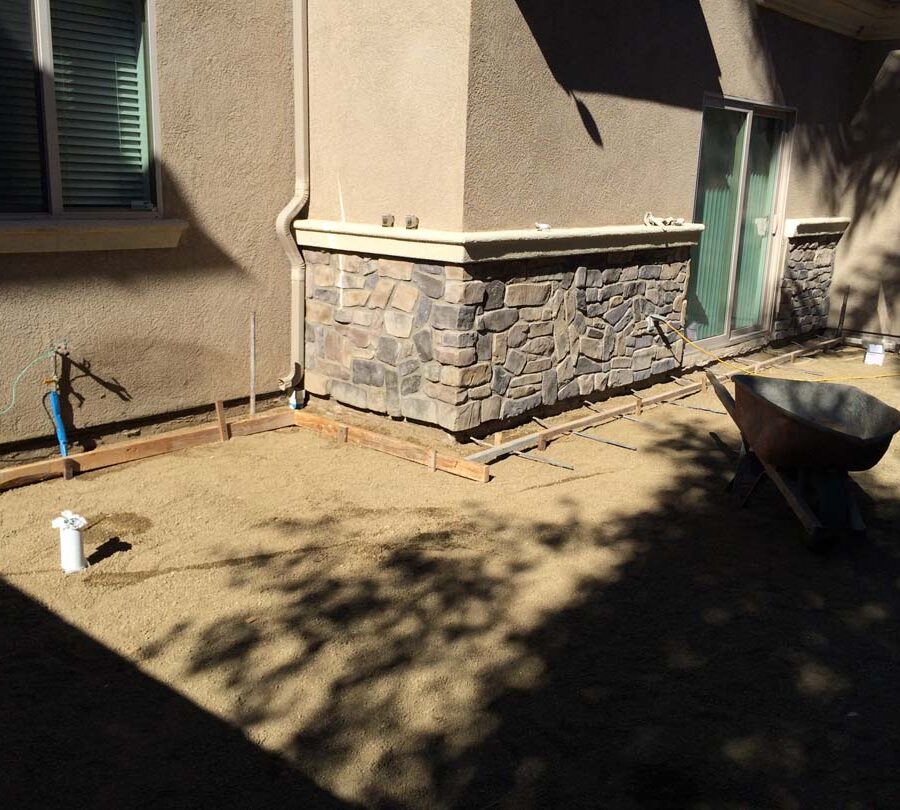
[[276, 0, 310, 397]]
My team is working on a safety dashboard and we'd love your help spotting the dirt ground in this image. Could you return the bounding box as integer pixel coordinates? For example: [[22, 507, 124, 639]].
[[2, 345, 899, 809]]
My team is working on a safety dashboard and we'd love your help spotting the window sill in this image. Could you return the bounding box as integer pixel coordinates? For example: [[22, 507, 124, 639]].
[[0, 219, 188, 254]]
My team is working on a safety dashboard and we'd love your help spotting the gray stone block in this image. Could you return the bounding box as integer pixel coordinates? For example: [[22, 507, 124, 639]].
[[501, 392, 543, 420], [505, 349, 527, 375], [505, 282, 551, 307], [507, 322, 529, 348], [481, 396, 502, 423], [413, 329, 433, 361], [492, 366, 513, 396], [352, 359, 385, 387], [384, 310, 413, 338], [436, 400, 482, 433], [433, 345, 477, 367], [412, 268, 445, 299], [439, 330, 477, 348], [603, 301, 629, 326], [400, 374, 422, 396], [376, 336, 402, 366], [524, 357, 552, 373], [476, 332, 492, 362], [441, 363, 491, 387], [384, 369, 401, 416], [331, 381, 369, 411], [424, 380, 469, 405], [609, 368, 634, 388], [484, 280, 506, 310], [400, 395, 437, 424], [414, 294, 433, 327], [522, 336, 554, 355], [432, 303, 476, 330], [574, 356, 603, 375], [558, 380, 580, 401], [481, 308, 520, 332], [542, 369, 558, 406]]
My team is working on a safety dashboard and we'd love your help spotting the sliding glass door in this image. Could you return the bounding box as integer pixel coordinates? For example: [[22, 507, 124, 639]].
[[687, 102, 787, 343]]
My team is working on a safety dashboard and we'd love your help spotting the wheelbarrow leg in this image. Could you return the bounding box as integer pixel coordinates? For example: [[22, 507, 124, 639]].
[[758, 459, 824, 536], [729, 441, 766, 508]]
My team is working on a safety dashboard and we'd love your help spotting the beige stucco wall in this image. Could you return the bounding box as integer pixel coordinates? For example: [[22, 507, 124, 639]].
[[305, 0, 471, 231], [462, 0, 865, 231], [0, 0, 294, 445]]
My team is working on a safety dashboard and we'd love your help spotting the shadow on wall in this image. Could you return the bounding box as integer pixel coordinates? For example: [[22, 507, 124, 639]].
[[835, 247, 900, 341], [126, 419, 900, 808], [0, 578, 357, 809], [513, 0, 722, 145], [752, 11, 900, 232]]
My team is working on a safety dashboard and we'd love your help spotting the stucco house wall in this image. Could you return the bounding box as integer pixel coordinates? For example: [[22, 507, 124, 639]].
[[462, 0, 866, 231], [0, 0, 294, 446], [306, 0, 471, 231], [295, 0, 899, 433]]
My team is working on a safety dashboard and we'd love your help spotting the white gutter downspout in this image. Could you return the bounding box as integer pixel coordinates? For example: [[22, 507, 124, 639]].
[[276, 0, 309, 396]]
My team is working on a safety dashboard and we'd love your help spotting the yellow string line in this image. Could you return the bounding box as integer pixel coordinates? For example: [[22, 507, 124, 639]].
[[660, 320, 900, 384]]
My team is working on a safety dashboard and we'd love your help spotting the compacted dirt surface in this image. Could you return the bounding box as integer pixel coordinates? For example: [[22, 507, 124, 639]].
[[1, 346, 899, 809]]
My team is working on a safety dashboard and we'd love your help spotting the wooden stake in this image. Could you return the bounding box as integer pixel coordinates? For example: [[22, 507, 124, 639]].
[[215, 401, 230, 442]]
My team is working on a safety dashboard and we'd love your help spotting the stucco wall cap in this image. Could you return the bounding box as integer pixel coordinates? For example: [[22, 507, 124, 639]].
[[0, 219, 188, 254], [784, 217, 851, 239], [295, 220, 704, 264]]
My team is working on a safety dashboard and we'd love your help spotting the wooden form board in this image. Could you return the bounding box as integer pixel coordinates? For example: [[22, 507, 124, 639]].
[[0, 405, 491, 492], [467, 337, 843, 465], [0, 409, 296, 492], [292, 411, 490, 483]]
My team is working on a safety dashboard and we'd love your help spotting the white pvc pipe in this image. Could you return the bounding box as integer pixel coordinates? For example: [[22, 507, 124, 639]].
[[52, 511, 88, 574], [275, 0, 310, 394]]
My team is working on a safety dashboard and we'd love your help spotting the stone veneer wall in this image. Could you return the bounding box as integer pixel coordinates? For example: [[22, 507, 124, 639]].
[[302, 249, 690, 432], [772, 237, 839, 341]]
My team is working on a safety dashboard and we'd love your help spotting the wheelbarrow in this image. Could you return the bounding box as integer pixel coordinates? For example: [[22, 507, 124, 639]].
[[707, 371, 900, 548]]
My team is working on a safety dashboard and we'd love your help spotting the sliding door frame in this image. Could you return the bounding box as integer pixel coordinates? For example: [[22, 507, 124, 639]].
[[689, 94, 796, 354]]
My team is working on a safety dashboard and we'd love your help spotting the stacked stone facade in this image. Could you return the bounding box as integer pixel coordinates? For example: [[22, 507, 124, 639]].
[[773, 238, 839, 341], [302, 248, 689, 432]]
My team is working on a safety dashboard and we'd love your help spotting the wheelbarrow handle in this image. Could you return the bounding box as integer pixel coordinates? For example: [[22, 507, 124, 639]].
[[705, 371, 737, 422]]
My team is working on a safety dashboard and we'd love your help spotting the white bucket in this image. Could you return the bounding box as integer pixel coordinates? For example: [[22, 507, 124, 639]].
[[52, 511, 89, 574]]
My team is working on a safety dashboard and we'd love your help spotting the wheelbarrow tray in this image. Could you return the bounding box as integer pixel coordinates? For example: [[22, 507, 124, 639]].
[[731, 374, 900, 471]]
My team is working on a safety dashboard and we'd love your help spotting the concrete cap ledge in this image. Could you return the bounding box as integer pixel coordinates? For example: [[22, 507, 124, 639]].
[[784, 217, 851, 239], [0, 218, 188, 254], [295, 220, 704, 264]]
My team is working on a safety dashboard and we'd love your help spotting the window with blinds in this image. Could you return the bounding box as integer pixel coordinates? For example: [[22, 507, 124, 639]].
[[0, 0, 47, 212], [0, 0, 154, 214]]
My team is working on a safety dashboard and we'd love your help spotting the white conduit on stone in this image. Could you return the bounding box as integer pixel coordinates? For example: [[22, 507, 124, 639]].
[[276, 0, 310, 395]]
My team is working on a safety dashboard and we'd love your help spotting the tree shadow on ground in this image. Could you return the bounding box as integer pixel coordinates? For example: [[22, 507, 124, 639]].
[[143, 417, 900, 808], [0, 577, 358, 809]]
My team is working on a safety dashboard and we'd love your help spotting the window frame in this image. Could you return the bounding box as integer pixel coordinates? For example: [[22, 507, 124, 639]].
[[1, 0, 163, 221]]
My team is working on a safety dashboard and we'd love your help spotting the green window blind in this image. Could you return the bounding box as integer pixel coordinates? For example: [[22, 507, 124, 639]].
[[0, 0, 47, 212], [50, 0, 152, 209]]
